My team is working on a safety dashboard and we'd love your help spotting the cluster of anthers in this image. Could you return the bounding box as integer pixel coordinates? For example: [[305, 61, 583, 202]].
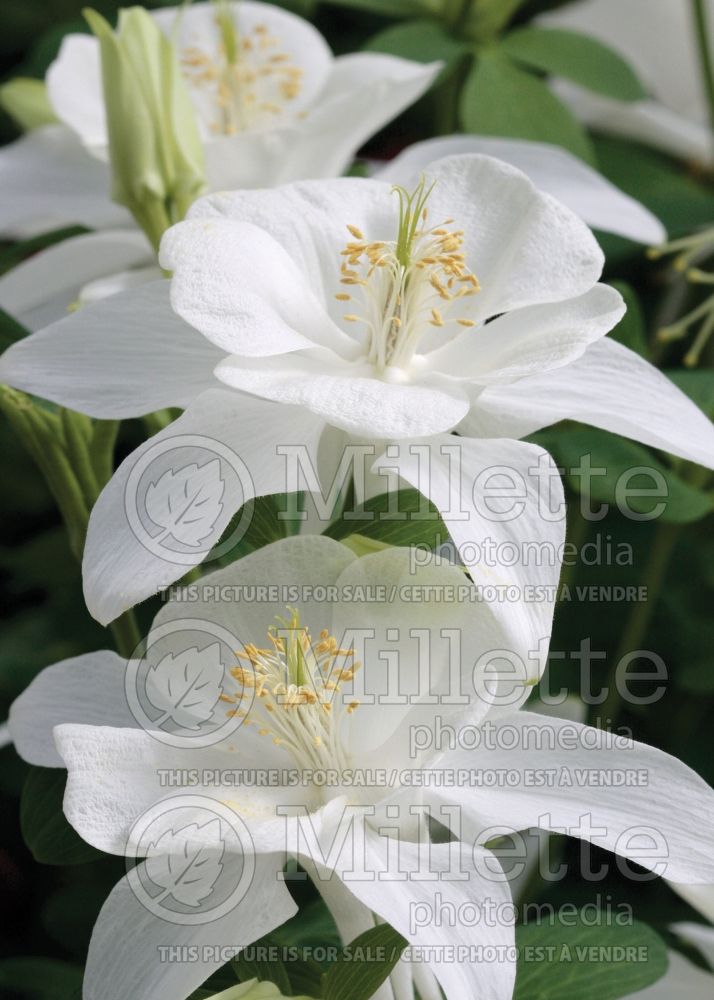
[[649, 226, 714, 366], [181, 2, 304, 135], [336, 178, 481, 374], [221, 609, 360, 770]]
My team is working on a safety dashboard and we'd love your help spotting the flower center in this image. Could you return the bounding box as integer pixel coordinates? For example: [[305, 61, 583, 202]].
[[336, 179, 481, 374], [222, 609, 360, 772], [180, 2, 303, 135]]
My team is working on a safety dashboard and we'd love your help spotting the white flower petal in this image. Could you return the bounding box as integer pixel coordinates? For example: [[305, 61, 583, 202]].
[[0, 229, 152, 331], [426, 284, 625, 382], [375, 134, 666, 244], [329, 546, 526, 756], [186, 177, 395, 311], [82, 388, 325, 624], [0, 281, 223, 418], [293, 53, 441, 178], [83, 855, 296, 1000], [0, 125, 123, 234], [9, 651, 137, 767], [54, 723, 297, 854], [430, 712, 714, 884], [46, 33, 106, 153], [152, 534, 356, 658], [215, 352, 470, 438], [462, 336, 714, 470], [670, 922, 714, 969], [78, 264, 163, 306], [160, 218, 356, 357], [325, 827, 515, 1000], [421, 154, 605, 321], [378, 436, 564, 678], [551, 83, 713, 168]]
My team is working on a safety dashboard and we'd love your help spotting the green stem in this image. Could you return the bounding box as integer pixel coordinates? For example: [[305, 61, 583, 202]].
[[693, 0, 714, 155], [89, 419, 120, 485], [594, 522, 681, 727], [110, 611, 142, 659]]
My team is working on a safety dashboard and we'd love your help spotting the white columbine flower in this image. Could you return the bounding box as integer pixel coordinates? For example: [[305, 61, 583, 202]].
[[539, 0, 714, 166], [2, 153, 714, 630], [9, 537, 714, 1000], [0, 0, 439, 328]]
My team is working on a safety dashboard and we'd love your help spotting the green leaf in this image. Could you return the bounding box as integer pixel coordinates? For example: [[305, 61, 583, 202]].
[[0, 958, 83, 1000], [325, 488, 447, 548], [0, 307, 29, 351], [322, 924, 408, 1000], [533, 426, 713, 524], [666, 369, 714, 419], [233, 951, 292, 996], [607, 282, 649, 358], [365, 19, 469, 70], [213, 493, 302, 566], [0, 225, 88, 277], [594, 136, 714, 237], [501, 27, 647, 101], [460, 50, 595, 163], [20, 766, 101, 865], [514, 914, 668, 1000]]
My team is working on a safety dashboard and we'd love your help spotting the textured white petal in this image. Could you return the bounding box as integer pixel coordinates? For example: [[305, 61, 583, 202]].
[[324, 827, 515, 1000], [83, 856, 296, 1000], [160, 218, 356, 357], [0, 281, 223, 417], [421, 154, 605, 321], [215, 351, 470, 438], [46, 34, 106, 153], [54, 723, 299, 854], [0, 125, 123, 234], [426, 284, 625, 382], [0, 229, 152, 331], [463, 336, 714, 469], [82, 388, 325, 623], [376, 135, 666, 244], [429, 712, 714, 884], [378, 436, 564, 677], [186, 177, 395, 311], [9, 651, 136, 767]]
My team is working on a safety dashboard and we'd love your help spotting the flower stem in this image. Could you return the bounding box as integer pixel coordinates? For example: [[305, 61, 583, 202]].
[[594, 521, 681, 727], [693, 0, 714, 156], [110, 611, 142, 659]]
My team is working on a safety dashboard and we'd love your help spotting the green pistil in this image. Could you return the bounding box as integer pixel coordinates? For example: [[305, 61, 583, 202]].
[[393, 176, 436, 269]]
